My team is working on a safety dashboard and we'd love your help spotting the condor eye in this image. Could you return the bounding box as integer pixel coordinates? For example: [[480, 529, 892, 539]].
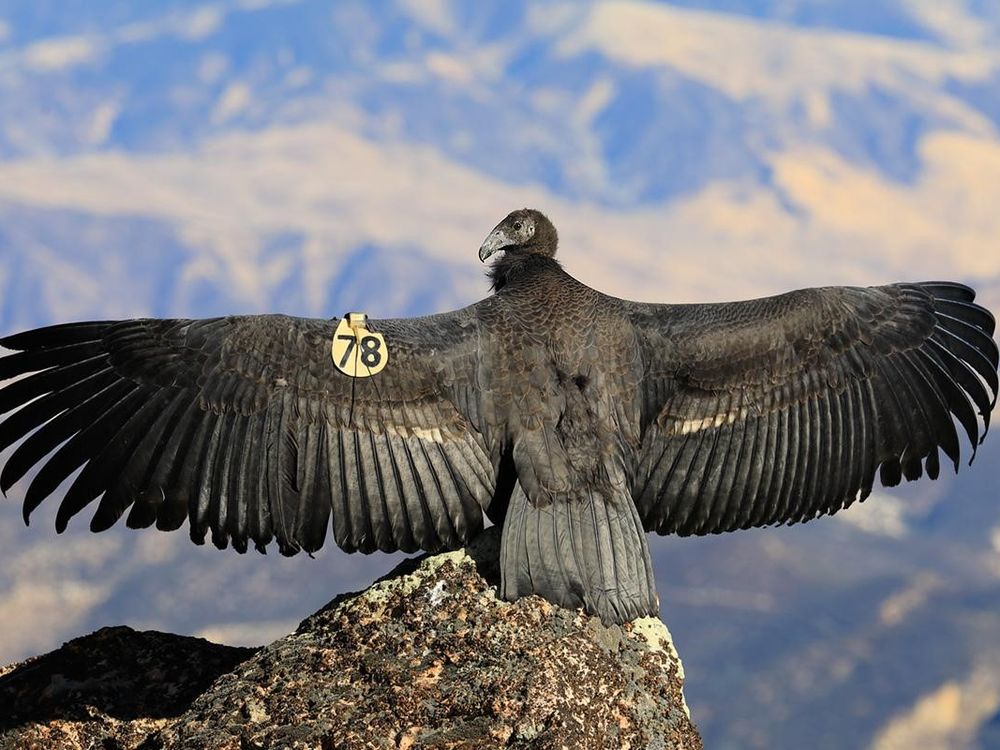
[[513, 222, 522, 231]]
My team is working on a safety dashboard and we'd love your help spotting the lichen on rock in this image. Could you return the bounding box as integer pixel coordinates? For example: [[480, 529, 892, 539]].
[[0, 527, 701, 749]]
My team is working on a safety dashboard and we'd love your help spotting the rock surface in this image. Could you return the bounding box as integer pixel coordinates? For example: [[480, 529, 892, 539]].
[[0, 528, 701, 749]]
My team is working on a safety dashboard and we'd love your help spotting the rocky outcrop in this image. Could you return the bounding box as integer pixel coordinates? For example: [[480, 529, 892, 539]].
[[0, 528, 701, 749]]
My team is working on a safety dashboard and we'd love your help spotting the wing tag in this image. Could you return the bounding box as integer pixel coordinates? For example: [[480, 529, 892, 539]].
[[331, 312, 388, 377]]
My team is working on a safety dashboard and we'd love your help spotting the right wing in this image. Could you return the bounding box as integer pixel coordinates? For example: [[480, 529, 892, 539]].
[[625, 282, 998, 536], [0, 309, 498, 555]]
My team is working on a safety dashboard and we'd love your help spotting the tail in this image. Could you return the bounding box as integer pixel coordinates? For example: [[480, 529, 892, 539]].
[[499, 482, 658, 625]]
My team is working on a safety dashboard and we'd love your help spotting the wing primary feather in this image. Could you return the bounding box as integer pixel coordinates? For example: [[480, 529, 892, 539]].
[[922, 340, 984, 452], [0, 355, 108, 415], [937, 324, 999, 401], [7, 377, 133, 498], [0, 321, 110, 351], [26, 382, 144, 526], [0, 341, 106, 380], [920, 282, 976, 302], [803, 392, 823, 516], [843, 380, 866, 504], [56, 386, 154, 528], [934, 299, 997, 335], [0, 367, 120, 456], [926, 338, 994, 437]]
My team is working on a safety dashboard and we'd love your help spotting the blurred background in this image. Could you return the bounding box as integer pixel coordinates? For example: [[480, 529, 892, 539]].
[[0, 1, 999, 748]]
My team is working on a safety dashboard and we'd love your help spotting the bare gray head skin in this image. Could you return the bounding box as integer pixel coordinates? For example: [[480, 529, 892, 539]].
[[479, 208, 558, 263]]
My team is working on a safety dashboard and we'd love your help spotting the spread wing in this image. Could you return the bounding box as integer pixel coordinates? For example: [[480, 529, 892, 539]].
[[626, 282, 998, 536], [0, 310, 497, 555]]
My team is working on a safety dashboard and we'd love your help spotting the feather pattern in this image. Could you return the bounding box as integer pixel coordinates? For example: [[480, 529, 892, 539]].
[[629, 282, 998, 535], [0, 313, 495, 555], [0, 206, 997, 629]]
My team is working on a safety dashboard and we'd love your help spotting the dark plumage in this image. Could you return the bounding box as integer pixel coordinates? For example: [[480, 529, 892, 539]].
[[1, 208, 997, 625]]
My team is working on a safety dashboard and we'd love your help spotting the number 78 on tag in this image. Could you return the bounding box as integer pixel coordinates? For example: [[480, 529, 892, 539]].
[[331, 312, 388, 378]]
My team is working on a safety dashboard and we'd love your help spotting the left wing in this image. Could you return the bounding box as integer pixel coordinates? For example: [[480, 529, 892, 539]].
[[0, 311, 496, 555], [625, 282, 998, 536]]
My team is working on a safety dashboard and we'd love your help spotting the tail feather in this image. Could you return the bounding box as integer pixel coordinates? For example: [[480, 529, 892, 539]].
[[499, 483, 657, 625]]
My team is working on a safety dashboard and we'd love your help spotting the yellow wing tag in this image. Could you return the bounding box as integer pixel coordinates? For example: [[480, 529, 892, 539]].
[[331, 312, 388, 377]]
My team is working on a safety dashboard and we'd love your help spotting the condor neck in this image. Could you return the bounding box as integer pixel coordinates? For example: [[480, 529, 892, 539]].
[[488, 250, 560, 292]]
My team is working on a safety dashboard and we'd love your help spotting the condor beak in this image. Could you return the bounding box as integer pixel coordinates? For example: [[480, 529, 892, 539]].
[[479, 228, 513, 262]]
